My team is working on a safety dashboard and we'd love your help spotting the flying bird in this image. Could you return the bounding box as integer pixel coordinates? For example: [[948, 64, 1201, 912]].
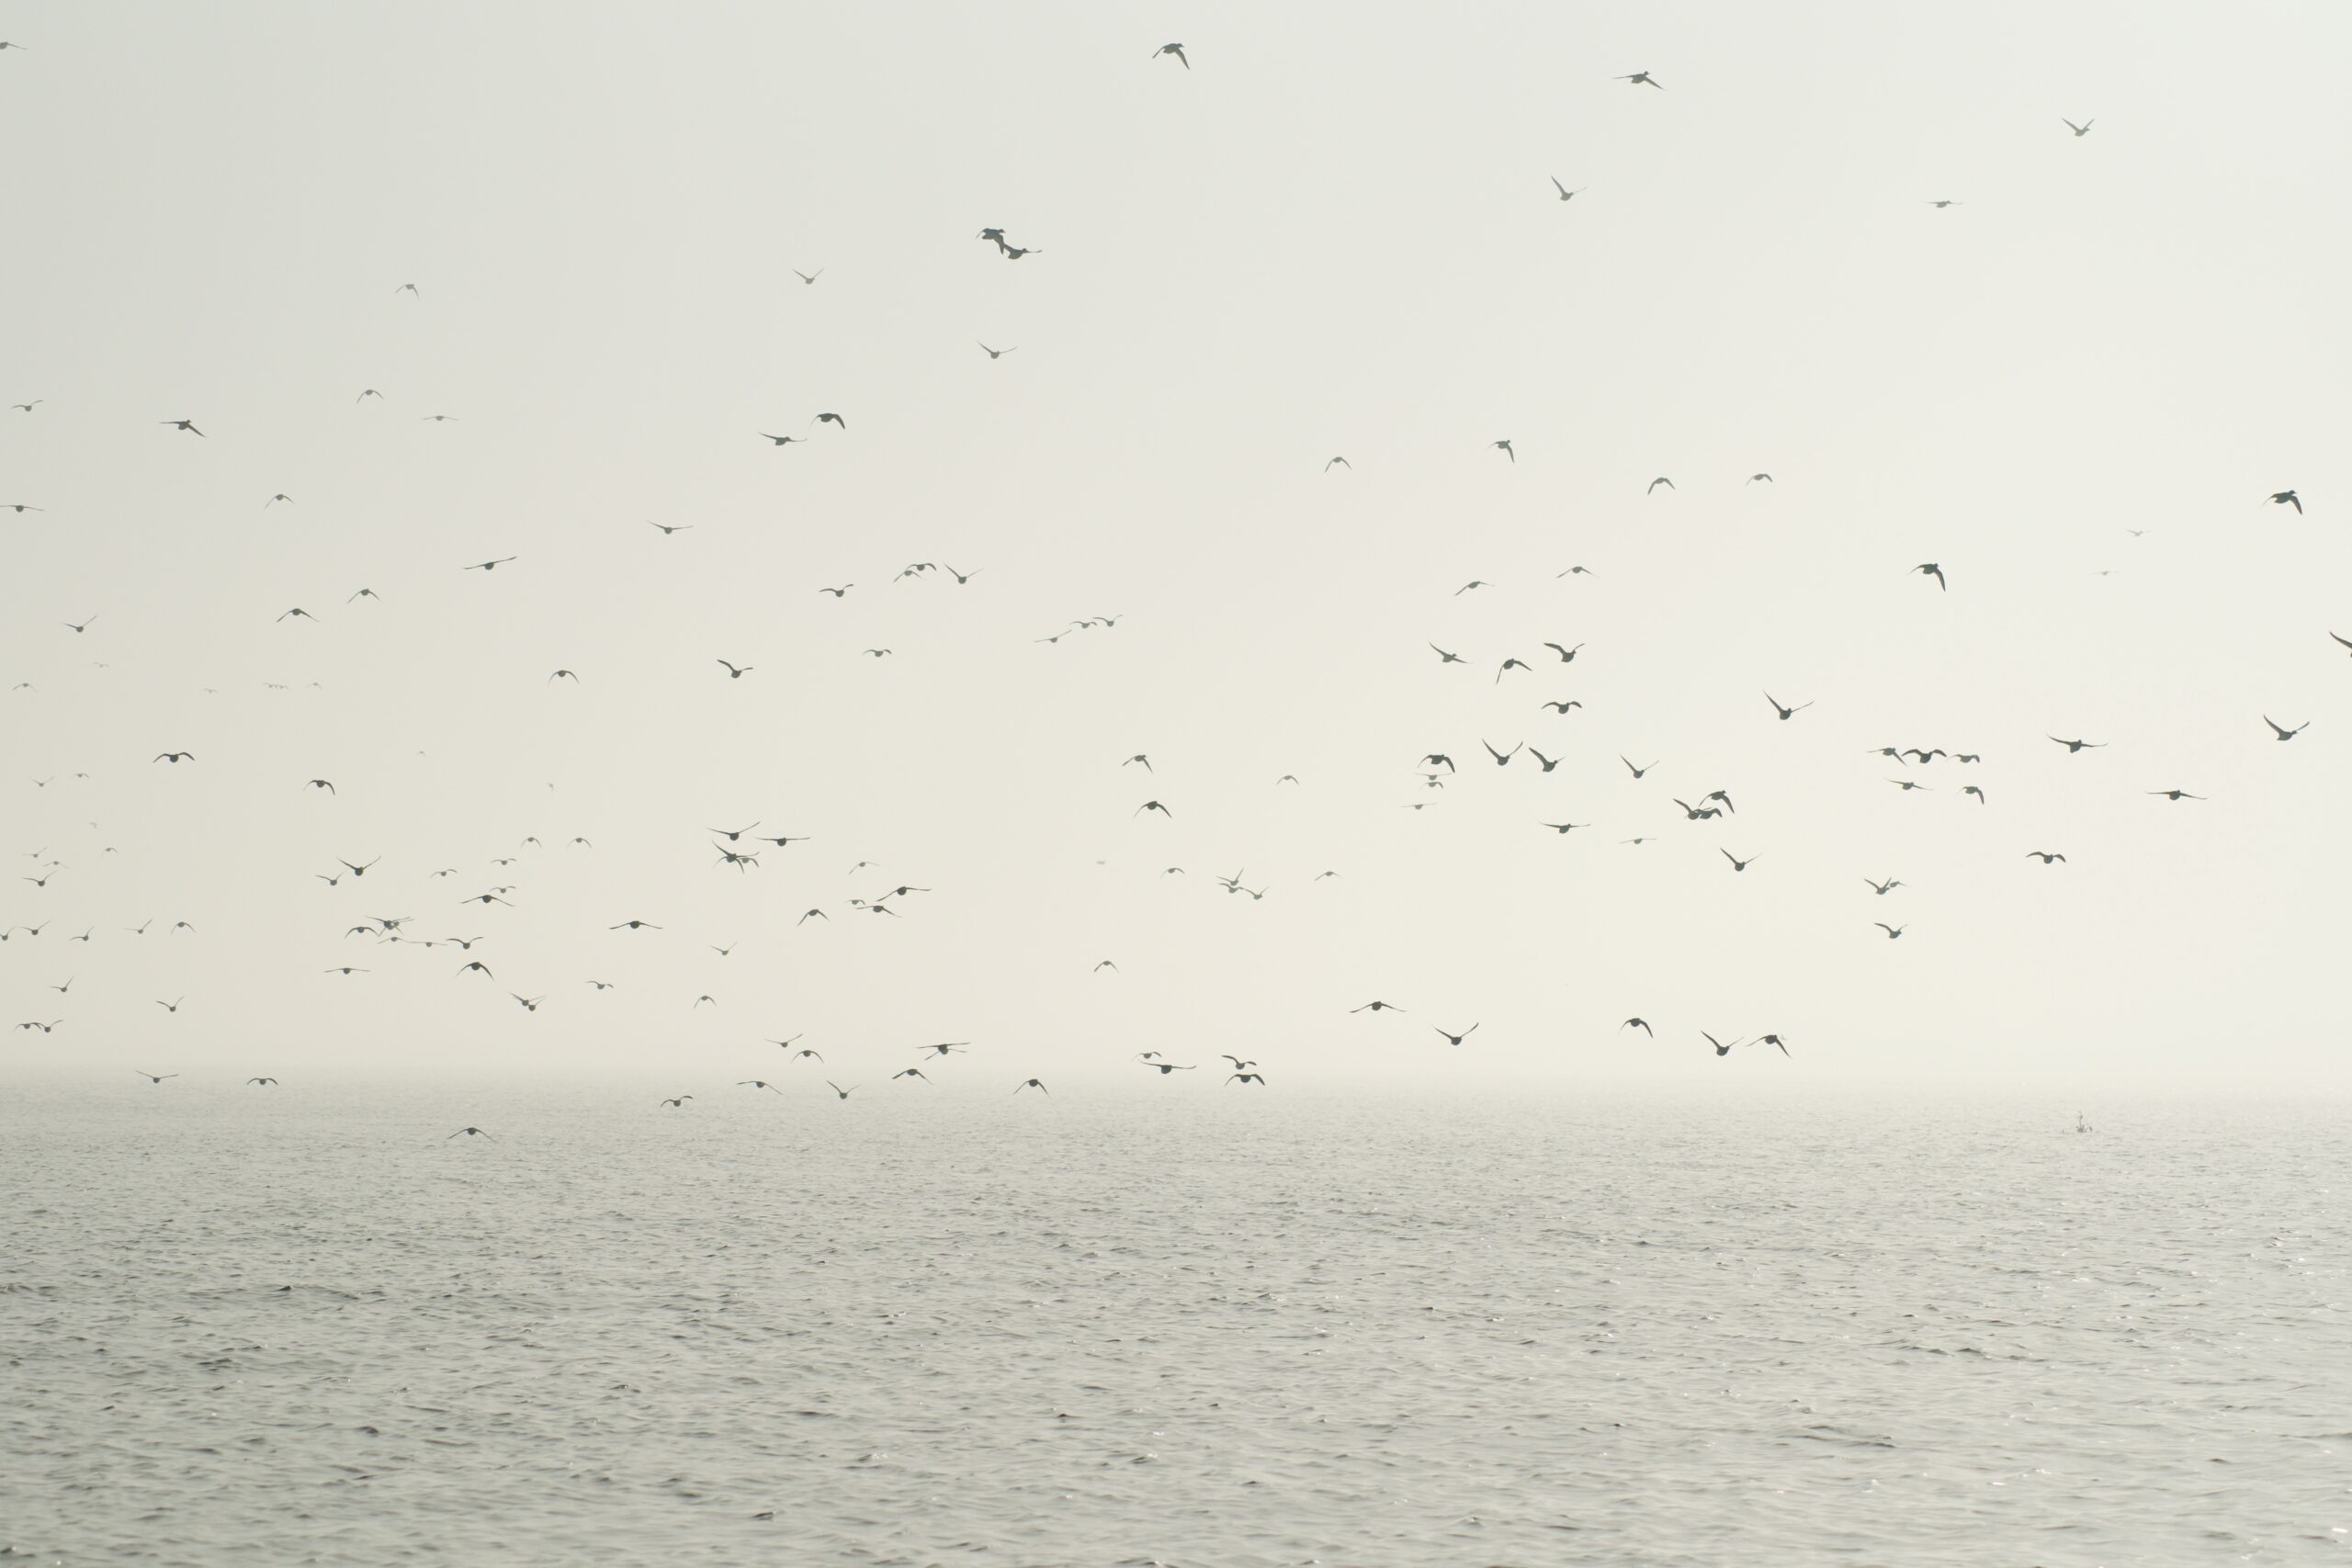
[[1617, 71, 1663, 88], [2025, 852, 2067, 863], [2264, 716, 2308, 741], [2048, 737, 2105, 753], [1550, 178, 1582, 201], [1765, 693, 1813, 720], [1151, 42, 1189, 68], [160, 419, 205, 436], [793, 268, 823, 286], [978, 343, 1016, 359], [2268, 490, 2301, 514], [2062, 118, 2094, 137], [1914, 563, 1947, 591], [464, 558, 517, 571]]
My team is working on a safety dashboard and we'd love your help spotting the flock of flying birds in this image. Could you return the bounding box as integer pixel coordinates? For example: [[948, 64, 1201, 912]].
[[4, 47, 2341, 1136]]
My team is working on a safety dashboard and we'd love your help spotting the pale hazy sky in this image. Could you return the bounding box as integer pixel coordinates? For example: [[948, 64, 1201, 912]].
[[2, 3, 2346, 1091]]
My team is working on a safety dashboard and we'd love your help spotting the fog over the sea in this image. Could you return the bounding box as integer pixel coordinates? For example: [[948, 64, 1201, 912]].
[[1, 2, 2346, 1090]]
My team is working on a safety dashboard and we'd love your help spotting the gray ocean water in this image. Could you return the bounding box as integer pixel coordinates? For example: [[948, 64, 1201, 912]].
[[2, 1083, 2345, 1566]]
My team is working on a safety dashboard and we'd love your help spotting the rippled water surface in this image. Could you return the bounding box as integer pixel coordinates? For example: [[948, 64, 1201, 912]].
[[3, 1084, 2346, 1566]]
